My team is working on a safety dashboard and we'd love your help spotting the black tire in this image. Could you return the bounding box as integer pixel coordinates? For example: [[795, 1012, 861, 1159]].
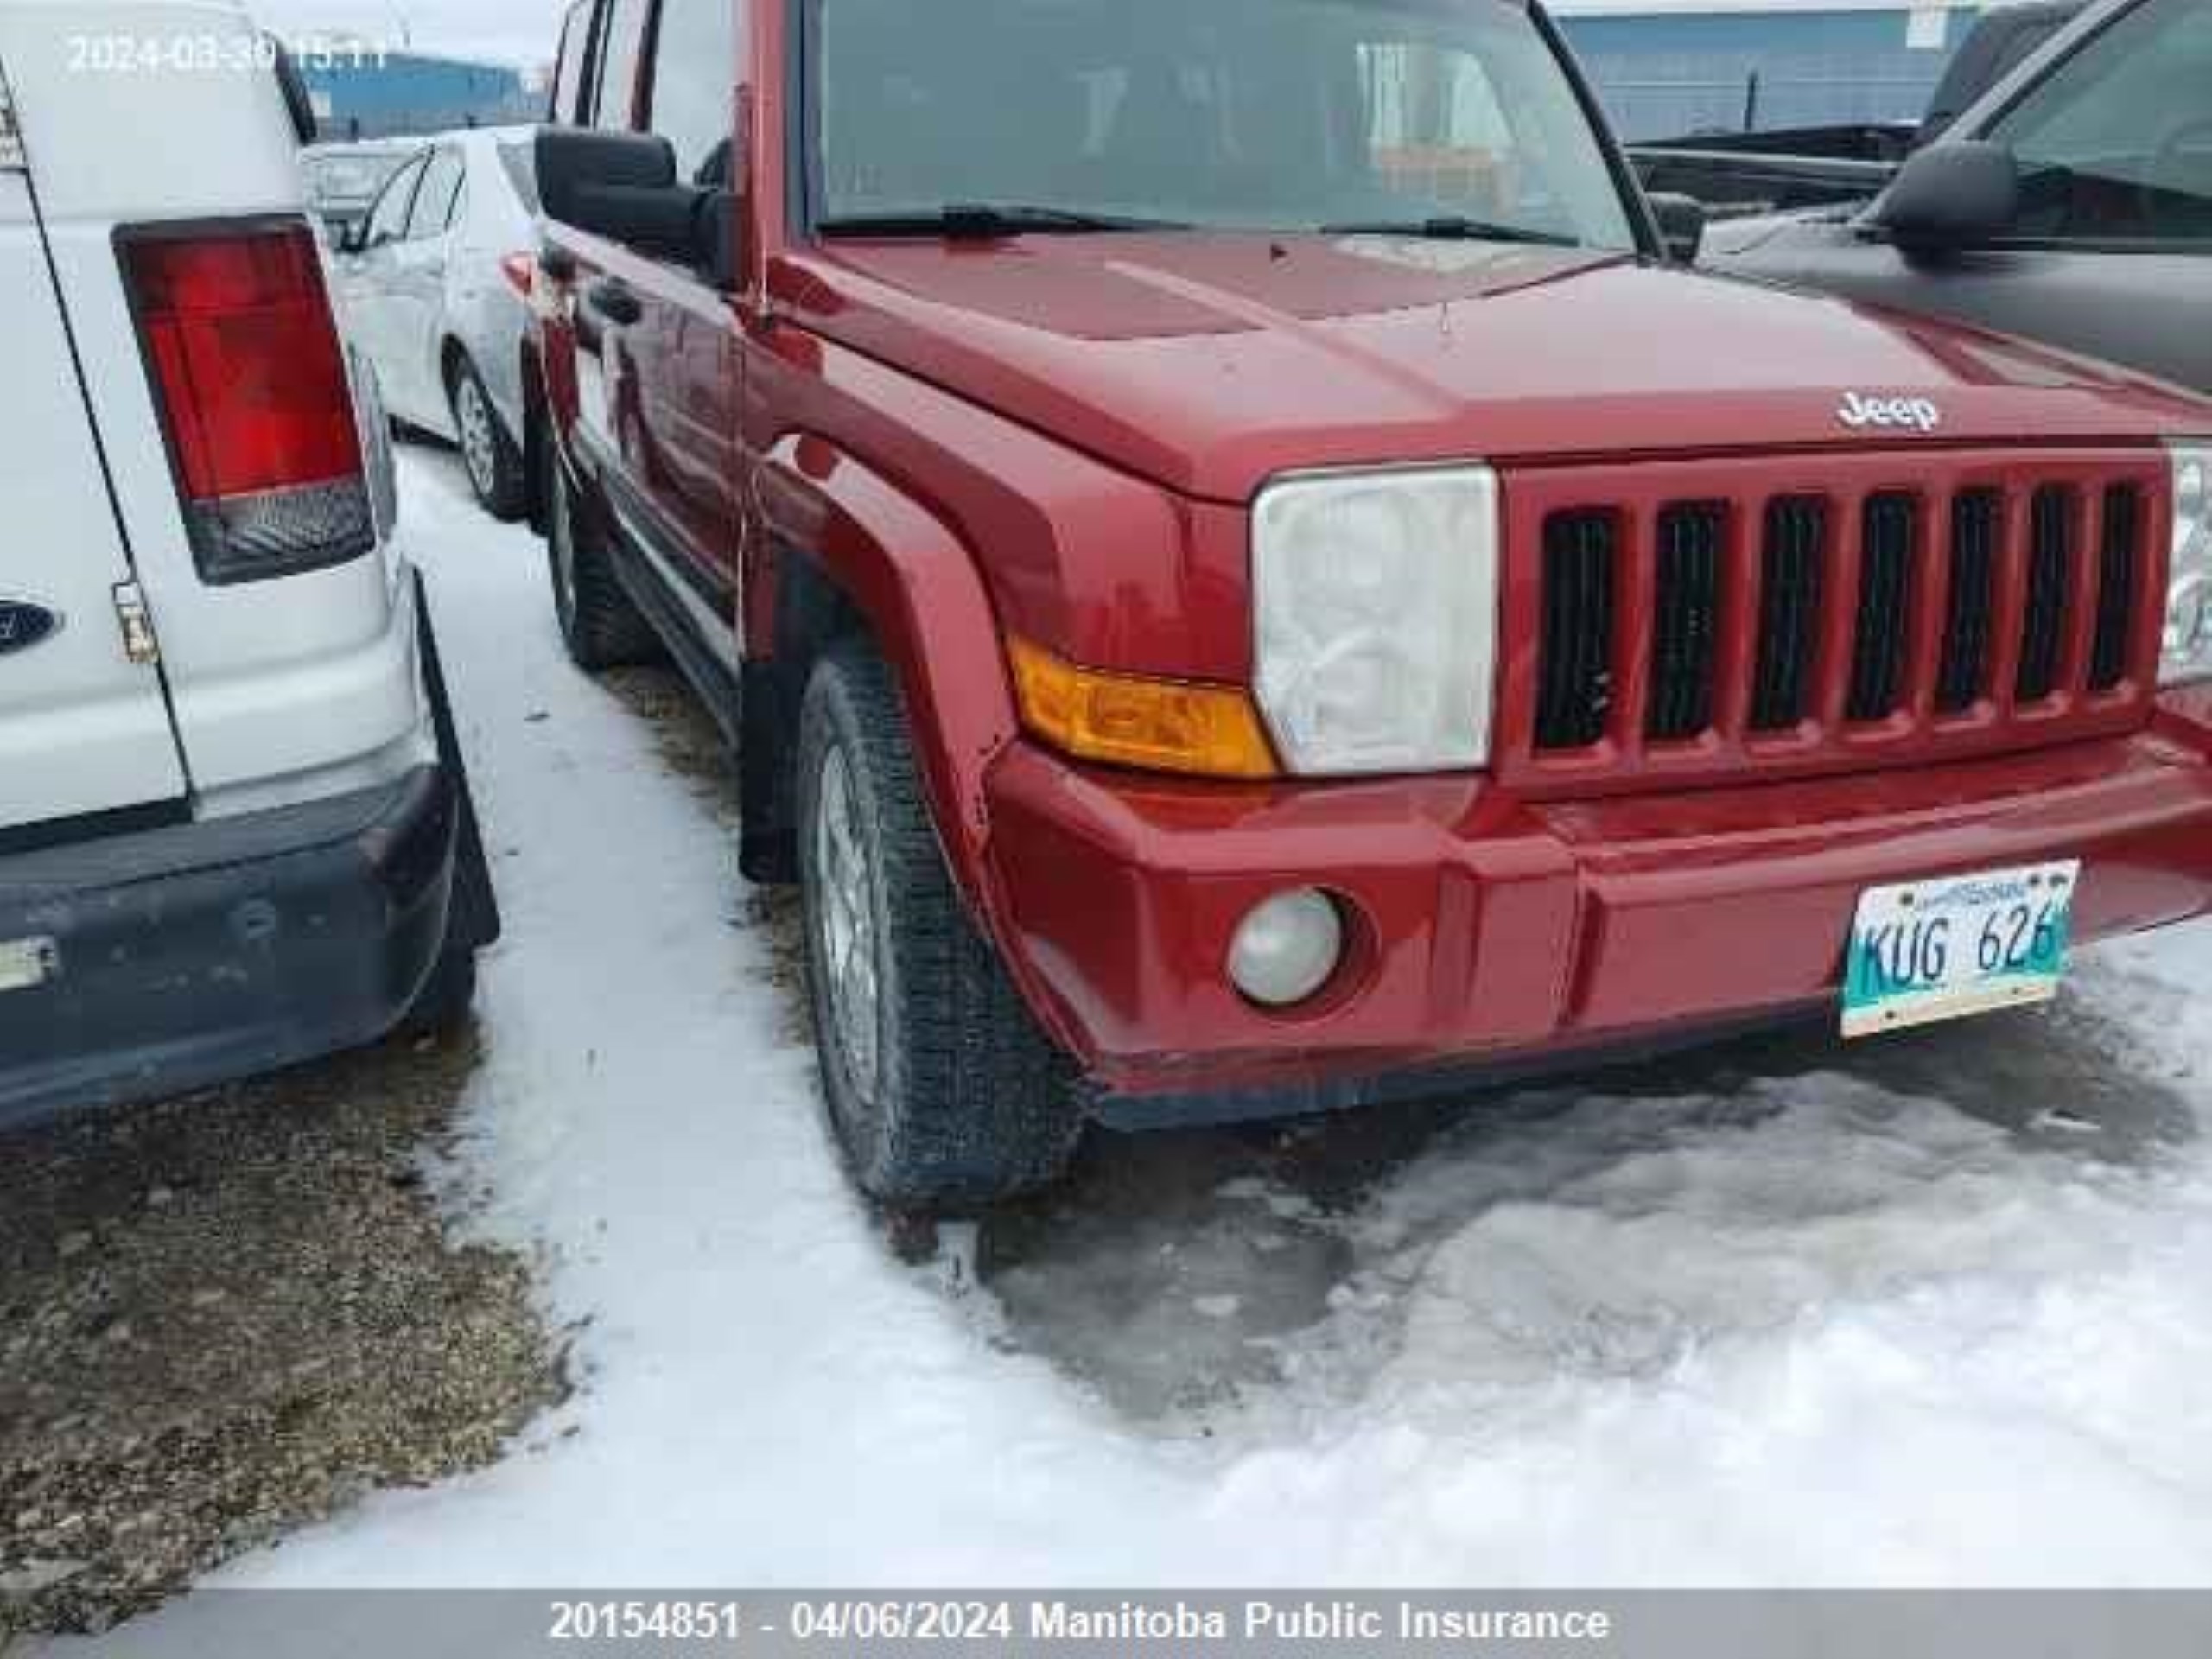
[[448, 353, 529, 522], [546, 447, 658, 671], [798, 636, 1081, 1211]]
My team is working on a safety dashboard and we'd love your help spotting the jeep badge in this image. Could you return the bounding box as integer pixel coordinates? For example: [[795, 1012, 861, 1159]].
[[1838, 392, 1943, 434]]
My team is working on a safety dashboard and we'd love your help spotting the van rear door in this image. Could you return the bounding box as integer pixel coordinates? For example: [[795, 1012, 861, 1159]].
[[0, 62, 188, 835]]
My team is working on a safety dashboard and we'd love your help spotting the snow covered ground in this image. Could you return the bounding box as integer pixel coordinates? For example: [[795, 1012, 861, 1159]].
[[73, 452, 2212, 1640]]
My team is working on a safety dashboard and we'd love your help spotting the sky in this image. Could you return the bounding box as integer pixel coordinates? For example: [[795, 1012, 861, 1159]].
[[253, 0, 572, 68]]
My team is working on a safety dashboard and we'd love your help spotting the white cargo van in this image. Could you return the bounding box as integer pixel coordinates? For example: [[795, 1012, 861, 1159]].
[[0, 0, 497, 1125]]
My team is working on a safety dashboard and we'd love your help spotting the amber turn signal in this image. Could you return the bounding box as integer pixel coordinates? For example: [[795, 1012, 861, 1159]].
[[1007, 637, 1279, 779]]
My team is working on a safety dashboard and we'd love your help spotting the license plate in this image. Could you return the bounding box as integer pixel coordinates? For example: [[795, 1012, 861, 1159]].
[[1842, 861, 2081, 1039], [0, 935, 58, 995]]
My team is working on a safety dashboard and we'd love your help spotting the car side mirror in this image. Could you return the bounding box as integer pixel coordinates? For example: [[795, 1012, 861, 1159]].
[[537, 125, 704, 262], [1869, 141, 2018, 256], [1647, 192, 1705, 264], [336, 219, 366, 255], [692, 188, 747, 292]]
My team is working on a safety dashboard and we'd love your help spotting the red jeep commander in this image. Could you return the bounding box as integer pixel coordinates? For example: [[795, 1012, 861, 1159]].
[[526, 0, 2212, 1208]]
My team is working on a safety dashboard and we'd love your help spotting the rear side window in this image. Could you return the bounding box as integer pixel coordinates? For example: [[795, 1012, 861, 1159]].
[[594, 0, 655, 130], [554, 0, 597, 122], [646, 0, 741, 184], [365, 154, 426, 244], [408, 148, 466, 238]]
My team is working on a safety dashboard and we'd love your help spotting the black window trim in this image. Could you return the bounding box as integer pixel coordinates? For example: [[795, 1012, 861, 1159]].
[[638, 0, 668, 133], [407, 145, 467, 241], [553, 0, 599, 124], [365, 149, 431, 243], [446, 166, 471, 235], [579, 0, 618, 126], [592, 0, 656, 132], [789, 0, 817, 239]]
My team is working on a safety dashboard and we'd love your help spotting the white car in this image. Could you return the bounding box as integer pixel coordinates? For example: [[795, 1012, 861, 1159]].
[[301, 137, 418, 241], [334, 126, 541, 519], [0, 0, 498, 1129]]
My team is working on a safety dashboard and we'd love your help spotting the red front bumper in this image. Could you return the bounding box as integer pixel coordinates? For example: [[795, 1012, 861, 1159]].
[[982, 693, 2212, 1113]]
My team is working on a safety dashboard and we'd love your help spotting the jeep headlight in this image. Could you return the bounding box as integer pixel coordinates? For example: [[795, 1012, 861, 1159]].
[[1252, 467, 1498, 775], [2169, 444, 2212, 686]]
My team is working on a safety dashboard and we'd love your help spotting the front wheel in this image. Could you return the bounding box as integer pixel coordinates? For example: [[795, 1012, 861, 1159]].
[[798, 637, 1081, 1211]]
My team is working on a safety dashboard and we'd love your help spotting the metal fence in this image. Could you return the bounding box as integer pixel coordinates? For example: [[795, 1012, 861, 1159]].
[[1590, 71, 1945, 140], [315, 101, 542, 143], [1554, 7, 1972, 142]]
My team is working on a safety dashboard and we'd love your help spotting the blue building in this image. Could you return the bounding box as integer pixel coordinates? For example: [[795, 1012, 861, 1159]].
[[298, 48, 541, 143], [1552, 1, 1991, 140]]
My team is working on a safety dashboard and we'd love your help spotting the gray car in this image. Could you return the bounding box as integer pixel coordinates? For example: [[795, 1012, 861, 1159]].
[[1700, 0, 2210, 396], [334, 127, 542, 518]]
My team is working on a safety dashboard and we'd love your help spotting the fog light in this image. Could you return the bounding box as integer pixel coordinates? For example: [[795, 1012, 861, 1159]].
[[1230, 890, 1344, 1008]]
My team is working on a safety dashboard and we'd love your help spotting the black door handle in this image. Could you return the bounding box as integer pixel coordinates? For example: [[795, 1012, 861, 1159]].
[[586, 276, 643, 327]]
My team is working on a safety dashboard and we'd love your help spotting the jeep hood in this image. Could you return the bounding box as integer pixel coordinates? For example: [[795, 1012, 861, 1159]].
[[791, 232, 2202, 503]]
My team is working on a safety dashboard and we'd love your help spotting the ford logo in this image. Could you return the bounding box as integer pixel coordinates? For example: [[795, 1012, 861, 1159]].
[[0, 600, 62, 657]]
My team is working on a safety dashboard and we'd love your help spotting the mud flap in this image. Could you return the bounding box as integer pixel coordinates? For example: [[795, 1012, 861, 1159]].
[[413, 569, 501, 951]]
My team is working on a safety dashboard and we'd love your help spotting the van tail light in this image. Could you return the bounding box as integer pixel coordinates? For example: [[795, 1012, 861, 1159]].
[[117, 218, 375, 585], [500, 252, 535, 296]]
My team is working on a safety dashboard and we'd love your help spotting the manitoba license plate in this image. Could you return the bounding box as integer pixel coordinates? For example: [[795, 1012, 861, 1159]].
[[0, 935, 58, 995], [1842, 861, 2081, 1039]]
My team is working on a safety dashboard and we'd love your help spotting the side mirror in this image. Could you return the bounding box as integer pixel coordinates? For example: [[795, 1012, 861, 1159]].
[[692, 188, 746, 292], [537, 125, 747, 289], [1869, 141, 2018, 256], [1647, 191, 1705, 264], [336, 219, 366, 255], [537, 125, 699, 259]]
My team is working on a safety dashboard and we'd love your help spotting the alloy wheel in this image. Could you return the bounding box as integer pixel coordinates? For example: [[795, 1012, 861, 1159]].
[[456, 374, 499, 499], [812, 742, 882, 1106]]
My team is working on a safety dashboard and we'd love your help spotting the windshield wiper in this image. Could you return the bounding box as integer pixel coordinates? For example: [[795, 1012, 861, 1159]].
[[817, 203, 1190, 238], [1318, 215, 1580, 247]]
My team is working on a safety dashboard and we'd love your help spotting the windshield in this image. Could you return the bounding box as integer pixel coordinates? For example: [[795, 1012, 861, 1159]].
[[807, 0, 1639, 249], [1983, 0, 2212, 242]]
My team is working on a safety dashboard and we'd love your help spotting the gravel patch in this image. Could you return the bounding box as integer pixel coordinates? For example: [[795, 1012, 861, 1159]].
[[0, 1020, 566, 1639]]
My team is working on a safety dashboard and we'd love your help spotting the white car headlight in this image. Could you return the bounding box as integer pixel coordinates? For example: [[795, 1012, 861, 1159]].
[[2168, 444, 2212, 687], [1252, 467, 1498, 775]]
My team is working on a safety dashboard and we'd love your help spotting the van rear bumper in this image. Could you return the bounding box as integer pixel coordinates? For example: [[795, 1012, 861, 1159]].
[[0, 764, 460, 1130]]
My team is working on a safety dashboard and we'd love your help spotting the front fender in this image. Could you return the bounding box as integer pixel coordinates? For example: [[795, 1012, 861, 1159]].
[[758, 435, 1023, 943]]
